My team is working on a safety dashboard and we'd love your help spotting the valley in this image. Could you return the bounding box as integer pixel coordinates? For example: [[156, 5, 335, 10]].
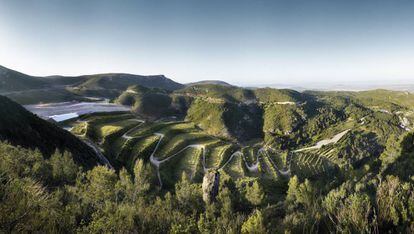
[[2, 65, 414, 233]]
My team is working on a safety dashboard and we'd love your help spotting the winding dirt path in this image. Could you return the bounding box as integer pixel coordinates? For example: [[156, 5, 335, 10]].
[[218, 147, 290, 175], [121, 120, 145, 140], [149, 133, 209, 188], [293, 129, 350, 152], [146, 131, 295, 188], [219, 150, 262, 173], [264, 151, 290, 176], [147, 134, 294, 188], [71, 119, 117, 170], [83, 139, 114, 169]]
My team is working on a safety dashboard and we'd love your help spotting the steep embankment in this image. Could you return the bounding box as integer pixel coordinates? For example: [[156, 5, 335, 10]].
[[0, 95, 101, 168]]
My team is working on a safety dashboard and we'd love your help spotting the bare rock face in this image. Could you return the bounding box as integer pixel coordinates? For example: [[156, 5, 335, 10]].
[[202, 171, 220, 204]]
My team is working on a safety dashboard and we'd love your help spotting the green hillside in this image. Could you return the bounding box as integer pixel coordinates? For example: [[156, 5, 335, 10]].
[[174, 85, 262, 141], [308, 89, 414, 112], [185, 98, 263, 142], [186, 80, 234, 87], [254, 87, 305, 103], [175, 84, 255, 102], [116, 85, 178, 119]]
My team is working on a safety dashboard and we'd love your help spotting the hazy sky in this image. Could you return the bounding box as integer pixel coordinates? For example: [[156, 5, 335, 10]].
[[1, 0, 414, 85]]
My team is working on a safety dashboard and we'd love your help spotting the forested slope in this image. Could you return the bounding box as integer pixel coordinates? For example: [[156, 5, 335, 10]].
[[0, 95, 101, 168]]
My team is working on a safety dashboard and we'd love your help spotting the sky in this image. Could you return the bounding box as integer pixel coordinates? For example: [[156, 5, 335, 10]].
[[0, 0, 414, 86]]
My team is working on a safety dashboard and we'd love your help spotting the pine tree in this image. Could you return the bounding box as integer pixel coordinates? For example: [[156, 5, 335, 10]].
[[241, 210, 266, 234]]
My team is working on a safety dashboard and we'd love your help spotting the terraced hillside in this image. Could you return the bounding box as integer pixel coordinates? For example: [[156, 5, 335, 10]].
[[64, 105, 398, 193], [67, 112, 294, 190], [59, 82, 414, 193]]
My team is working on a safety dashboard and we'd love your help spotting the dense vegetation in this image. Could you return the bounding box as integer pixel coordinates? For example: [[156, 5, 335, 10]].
[[2, 133, 414, 233]]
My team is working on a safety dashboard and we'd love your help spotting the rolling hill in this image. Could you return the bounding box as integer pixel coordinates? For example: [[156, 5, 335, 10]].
[[116, 85, 178, 119], [0, 65, 184, 103], [0, 65, 48, 92], [186, 80, 234, 87], [68, 73, 184, 99]]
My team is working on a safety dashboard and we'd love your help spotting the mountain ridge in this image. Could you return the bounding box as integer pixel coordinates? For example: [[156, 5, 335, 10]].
[[0, 65, 184, 92]]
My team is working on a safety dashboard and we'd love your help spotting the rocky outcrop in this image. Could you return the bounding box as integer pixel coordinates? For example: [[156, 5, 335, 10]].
[[202, 171, 220, 204]]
